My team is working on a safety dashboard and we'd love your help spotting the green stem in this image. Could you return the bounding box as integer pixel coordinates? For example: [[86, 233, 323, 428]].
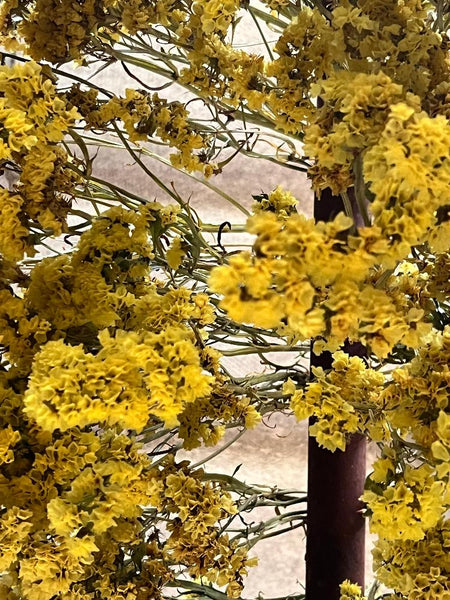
[[139, 147, 251, 216], [189, 428, 247, 469], [248, 7, 275, 61]]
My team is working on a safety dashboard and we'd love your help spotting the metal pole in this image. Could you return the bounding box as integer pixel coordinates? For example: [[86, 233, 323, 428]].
[[305, 188, 366, 600]]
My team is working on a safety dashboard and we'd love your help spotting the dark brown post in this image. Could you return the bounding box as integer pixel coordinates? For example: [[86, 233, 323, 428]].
[[305, 188, 366, 600]]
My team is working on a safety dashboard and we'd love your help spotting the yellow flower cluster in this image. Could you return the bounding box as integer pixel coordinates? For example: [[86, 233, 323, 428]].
[[0, 202, 191, 373], [287, 329, 450, 593], [286, 376, 359, 453], [260, 0, 289, 11], [0, 424, 173, 600], [363, 463, 446, 541], [4, 0, 101, 62], [20, 205, 217, 432], [378, 326, 450, 451], [424, 252, 450, 304], [0, 0, 188, 61], [179, 36, 266, 110], [0, 285, 51, 374], [26, 254, 124, 331], [108, 0, 184, 34], [372, 521, 450, 599], [178, 357, 261, 449], [1, 1, 449, 598], [364, 104, 450, 259], [290, 0, 445, 137], [67, 85, 216, 176], [130, 286, 214, 330], [303, 71, 414, 194], [0, 178, 259, 597], [0, 61, 80, 261], [266, 9, 345, 135], [0, 507, 34, 573], [0, 361, 252, 600], [332, 0, 449, 102], [210, 208, 432, 358], [1, 0, 251, 137], [339, 580, 367, 600], [0, 190, 29, 262], [24, 325, 213, 432], [175, 0, 249, 105], [285, 351, 384, 451], [304, 83, 450, 264], [3, 0, 448, 153], [359, 330, 450, 594], [0, 425, 21, 465], [192, 0, 239, 36], [149, 457, 257, 598], [25, 203, 206, 338], [210, 210, 355, 332], [164, 0, 449, 141], [252, 185, 298, 219], [433, 411, 450, 481]]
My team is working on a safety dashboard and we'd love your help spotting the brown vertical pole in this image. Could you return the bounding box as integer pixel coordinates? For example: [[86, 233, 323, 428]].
[[305, 188, 366, 600]]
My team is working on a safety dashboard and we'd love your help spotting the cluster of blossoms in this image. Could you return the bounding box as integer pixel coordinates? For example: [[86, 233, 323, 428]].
[[283, 328, 450, 597], [24, 326, 214, 432], [209, 206, 435, 358], [0, 0, 241, 63], [204, 0, 450, 359], [339, 580, 367, 600], [148, 457, 257, 596], [372, 522, 450, 600], [0, 61, 80, 262], [0, 192, 260, 599], [0, 419, 252, 600], [65, 85, 217, 175], [284, 351, 385, 452]]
